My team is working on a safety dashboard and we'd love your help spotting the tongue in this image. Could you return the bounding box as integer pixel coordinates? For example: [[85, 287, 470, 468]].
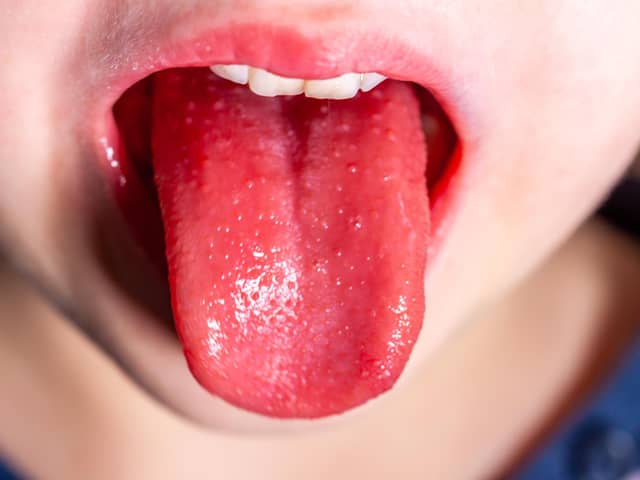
[[151, 68, 429, 418]]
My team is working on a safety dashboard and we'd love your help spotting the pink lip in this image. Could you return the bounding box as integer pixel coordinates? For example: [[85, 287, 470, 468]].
[[94, 22, 465, 263]]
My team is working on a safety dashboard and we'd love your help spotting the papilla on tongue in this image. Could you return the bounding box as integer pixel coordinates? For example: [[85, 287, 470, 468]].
[[152, 68, 429, 418]]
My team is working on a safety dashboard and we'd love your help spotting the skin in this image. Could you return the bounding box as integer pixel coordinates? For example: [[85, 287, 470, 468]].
[[1, 0, 640, 477]]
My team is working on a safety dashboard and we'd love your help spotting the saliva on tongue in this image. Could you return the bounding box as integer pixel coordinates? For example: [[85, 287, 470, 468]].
[[151, 68, 429, 418]]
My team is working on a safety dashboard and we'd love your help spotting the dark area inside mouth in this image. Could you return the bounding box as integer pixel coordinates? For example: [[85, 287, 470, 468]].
[[113, 77, 160, 235], [110, 67, 458, 319]]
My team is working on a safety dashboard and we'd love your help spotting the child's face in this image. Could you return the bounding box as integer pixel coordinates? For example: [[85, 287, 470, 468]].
[[1, 0, 639, 427]]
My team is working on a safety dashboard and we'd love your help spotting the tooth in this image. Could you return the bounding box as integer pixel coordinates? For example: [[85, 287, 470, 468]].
[[211, 65, 387, 99], [210, 64, 249, 85], [304, 73, 361, 100], [248, 67, 305, 97], [360, 73, 386, 92]]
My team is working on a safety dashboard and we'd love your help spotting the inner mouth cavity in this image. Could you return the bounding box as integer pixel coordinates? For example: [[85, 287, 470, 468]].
[[111, 66, 457, 418]]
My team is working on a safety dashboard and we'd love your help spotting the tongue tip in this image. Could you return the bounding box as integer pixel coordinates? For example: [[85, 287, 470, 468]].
[[179, 308, 422, 419], [183, 348, 407, 418]]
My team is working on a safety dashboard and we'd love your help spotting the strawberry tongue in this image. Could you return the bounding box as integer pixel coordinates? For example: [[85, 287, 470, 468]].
[[152, 68, 429, 418]]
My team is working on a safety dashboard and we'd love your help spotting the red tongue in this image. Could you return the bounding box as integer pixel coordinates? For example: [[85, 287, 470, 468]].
[[152, 68, 429, 418]]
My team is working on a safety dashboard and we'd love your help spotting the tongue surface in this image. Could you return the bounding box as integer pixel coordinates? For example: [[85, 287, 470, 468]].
[[152, 68, 429, 418]]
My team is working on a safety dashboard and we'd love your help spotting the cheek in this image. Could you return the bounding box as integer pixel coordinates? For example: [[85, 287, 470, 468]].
[[421, 119, 638, 357], [418, 2, 640, 354], [0, 0, 97, 278]]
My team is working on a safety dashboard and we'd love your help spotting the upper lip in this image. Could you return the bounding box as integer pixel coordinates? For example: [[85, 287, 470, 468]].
[[82, 6, 471, 151]]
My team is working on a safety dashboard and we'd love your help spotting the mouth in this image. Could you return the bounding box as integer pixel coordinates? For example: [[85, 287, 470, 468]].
[[93, 23, 459, 420]]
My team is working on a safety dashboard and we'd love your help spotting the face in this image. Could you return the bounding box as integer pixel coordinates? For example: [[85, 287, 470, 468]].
[[1, 0, 639, 430]]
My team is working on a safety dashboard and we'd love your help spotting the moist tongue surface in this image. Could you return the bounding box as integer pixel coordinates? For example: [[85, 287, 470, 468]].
[[152, 68, 429, 418]]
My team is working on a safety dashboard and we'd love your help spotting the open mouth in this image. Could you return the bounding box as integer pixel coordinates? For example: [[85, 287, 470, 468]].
[[95, 26, 459, 419]]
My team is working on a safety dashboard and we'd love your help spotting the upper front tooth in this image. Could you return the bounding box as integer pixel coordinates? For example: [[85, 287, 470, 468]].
[[210, 64, 249, 85], [210, 65, 388, 99], [360, 73, 387, 92], [304, 73, 362, 100], [248, 67, 305, 97]]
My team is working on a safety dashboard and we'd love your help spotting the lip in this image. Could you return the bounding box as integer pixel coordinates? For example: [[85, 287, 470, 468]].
[[86, 14, 466, 427]]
